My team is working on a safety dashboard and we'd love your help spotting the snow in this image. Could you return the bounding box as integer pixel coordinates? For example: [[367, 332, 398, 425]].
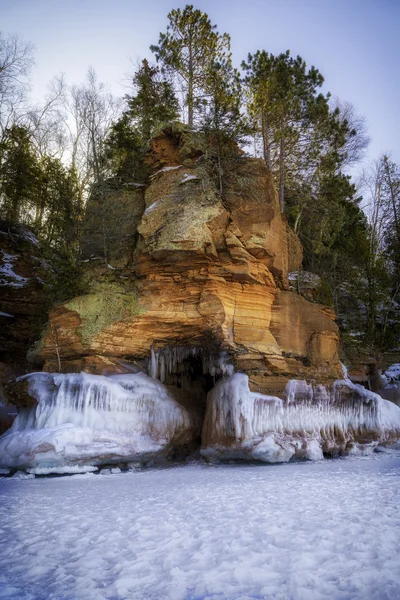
[[1, 457, 400, 600], [144, 194, 173, 214], [26, 465, 99, 475], [20, 229, 39, 246], [0, 251, 29, 288], [180, 173, 199, 184], [0, 371, 193, 470], [0, 311, 14, 317], [385, 363, 400, 382], [150, 165, 182, 179]]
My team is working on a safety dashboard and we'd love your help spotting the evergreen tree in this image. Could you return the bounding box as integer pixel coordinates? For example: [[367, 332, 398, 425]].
[[242, 50, 351, 211], [127, 59, 179, 142], [0, 125, 41, 223], [104, 113, 143, 182], [151, 5, 231, 126], [200, 59, 247, 194]]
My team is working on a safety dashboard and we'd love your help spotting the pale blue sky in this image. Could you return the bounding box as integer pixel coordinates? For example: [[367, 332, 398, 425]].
[[1, 0, 399, 163]]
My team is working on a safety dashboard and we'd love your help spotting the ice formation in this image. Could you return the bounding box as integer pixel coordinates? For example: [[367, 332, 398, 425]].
[[3, 353, 400, 472], [149, 345, 234, 386], [0, 372, 194, 471], [384, 363, 400, 383], [201, 373, 400, 463]]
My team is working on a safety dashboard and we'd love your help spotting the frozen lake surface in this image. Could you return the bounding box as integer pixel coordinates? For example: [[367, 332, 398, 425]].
[[1, 455, 400, 600]]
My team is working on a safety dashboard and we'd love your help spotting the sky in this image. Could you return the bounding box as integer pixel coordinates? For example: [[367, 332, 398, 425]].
[[1, 0, 399, 166]]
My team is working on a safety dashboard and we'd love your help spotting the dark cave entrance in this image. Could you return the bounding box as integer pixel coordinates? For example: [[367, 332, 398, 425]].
[[148, 345, 232, 456]]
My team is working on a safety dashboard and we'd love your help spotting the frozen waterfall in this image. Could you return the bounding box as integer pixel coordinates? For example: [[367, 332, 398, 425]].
[[201, 373, 400, 463], [0, 371, 194, 471]]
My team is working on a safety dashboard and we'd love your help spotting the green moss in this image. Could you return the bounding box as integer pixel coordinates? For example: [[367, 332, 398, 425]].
[[66, 283, 143, 345]]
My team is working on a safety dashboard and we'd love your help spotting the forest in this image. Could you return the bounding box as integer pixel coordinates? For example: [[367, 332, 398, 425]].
[[0, 4, 399, 353]]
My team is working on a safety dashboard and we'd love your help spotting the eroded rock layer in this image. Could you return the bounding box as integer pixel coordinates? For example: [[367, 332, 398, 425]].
[[35, 127, 340, 393]]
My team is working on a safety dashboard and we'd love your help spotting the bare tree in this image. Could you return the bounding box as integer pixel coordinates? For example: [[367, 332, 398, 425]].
[[64, 68, 122, 196], [27, 75, 69, 160], [0, 32, 34, 134], [331, 98, 370, 168]]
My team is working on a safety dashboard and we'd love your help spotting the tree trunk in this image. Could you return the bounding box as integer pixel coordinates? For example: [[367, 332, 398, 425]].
[[278, 138, 285, 212], [261, 112, 272, 171], [383, 156, 400, 244], [188, 37, 194, 127]]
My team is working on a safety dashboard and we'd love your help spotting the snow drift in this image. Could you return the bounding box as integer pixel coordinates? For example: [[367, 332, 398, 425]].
[[201, 373, 400, 462], [0, 371, 195, 470]]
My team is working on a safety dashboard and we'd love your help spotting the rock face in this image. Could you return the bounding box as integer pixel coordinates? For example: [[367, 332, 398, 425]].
[[4, 126, 371, 471], [35, 127, 340, 395], [0, 221, 49, 365], [81, 183, 145, 267], [0, 221, 50, 433]]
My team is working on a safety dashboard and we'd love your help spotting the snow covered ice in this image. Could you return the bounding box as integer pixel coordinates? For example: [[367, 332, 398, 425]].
[[1, 456, 400, 600]]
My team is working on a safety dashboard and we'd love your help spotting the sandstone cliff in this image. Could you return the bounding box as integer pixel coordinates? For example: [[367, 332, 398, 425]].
[[35, 126, 340, 398], [2, 127, 400, 470]]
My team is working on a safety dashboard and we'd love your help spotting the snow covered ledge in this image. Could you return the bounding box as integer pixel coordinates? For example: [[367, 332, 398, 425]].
[[201, 373, 400, 463], [0, 372, 196, 472]]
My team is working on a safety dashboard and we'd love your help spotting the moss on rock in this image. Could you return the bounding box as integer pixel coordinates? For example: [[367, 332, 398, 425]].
[[66, 281, 143, 345]]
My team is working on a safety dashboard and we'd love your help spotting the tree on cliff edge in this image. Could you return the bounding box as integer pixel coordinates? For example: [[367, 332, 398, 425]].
[[151, 5, 230, 127], [242, 50, 351, 212], [126, 59, 179, 142]]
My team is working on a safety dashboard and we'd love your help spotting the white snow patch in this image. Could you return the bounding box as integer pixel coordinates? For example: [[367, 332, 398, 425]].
[[385, 363, 400, 382], [20, 230, 39, 246], [150, 165, 182, 179], [180, 173, 199, 184], [0, 251, 29, 288], [144, 194, 173, 214], [26, 465, 98, 475], [1, 459, 400, 599], [0, 311, 14, 317]]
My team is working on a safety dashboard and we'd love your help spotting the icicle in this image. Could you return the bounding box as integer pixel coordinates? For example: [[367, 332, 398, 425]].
[[340, 362, 349, 381], [0, 371, 194, 470], [147, 345, 235, 383], [150, 345, 158, 380], [202, 374, 400, 463]]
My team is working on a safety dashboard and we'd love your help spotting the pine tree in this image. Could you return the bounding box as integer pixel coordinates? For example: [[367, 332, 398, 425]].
[[0, 125, 41, 223], [127, 59, 179, 142], [151, 5, 230, 127], [242, 50, 351, 212], [201, 59, 247, 194]]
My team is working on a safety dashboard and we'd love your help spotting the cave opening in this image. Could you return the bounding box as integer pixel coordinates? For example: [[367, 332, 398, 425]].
[[148, 345, 233, 455]]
